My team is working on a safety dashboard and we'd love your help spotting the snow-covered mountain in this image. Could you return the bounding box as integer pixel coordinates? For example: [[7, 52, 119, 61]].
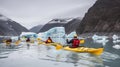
[[0, 14, 28, 36], [31, 18, 82, 34], [38, 18, 73, 32]]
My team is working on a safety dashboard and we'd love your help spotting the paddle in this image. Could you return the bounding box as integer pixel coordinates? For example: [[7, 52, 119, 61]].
[[37, 38, 85, 50], [54, 39, 86, 50]]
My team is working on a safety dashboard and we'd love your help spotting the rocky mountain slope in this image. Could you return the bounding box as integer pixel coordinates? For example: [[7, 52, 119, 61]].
[[64, 18, 81, 34], [76, 0, 120, 35], [29, 25, 43, 33], [0, 14, 28, 36]]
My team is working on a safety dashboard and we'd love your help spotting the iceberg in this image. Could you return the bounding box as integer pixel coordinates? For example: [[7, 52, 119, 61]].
[[38, 27, 65, 38], [38, 27, 66, 44]]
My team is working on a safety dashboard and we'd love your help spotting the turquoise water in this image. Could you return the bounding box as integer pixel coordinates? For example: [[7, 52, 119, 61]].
[[0, 38, 120, 67]]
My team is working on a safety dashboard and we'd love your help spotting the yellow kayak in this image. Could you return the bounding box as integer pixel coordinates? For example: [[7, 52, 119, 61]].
[[38, 42, 104, 56], [63, 46, 104, 56]]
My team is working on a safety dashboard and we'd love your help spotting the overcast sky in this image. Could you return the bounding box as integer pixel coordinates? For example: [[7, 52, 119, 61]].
[[0, 0, 96, 29]]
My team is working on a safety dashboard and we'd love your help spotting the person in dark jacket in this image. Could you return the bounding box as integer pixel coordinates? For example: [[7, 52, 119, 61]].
[[66, 35, 80, 48], [26, 37, 30, 42], [45, 37, 53, 43], [6, 38, 12, 46]]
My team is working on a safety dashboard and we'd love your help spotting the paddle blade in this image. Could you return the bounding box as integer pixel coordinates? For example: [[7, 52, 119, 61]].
[[56, 44, 63, 50], [80, 39, 85, 44], [15, 40, 21, 46]]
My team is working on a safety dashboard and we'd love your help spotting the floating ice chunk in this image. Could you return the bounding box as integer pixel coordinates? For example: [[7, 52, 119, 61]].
[[113, 40, 120, 44], [105, 66, 110, 67], [113, 45, 120, 49], [112, 34, 119, 40], [38, 27, 66, 43], [92, 34, 108, 40], [92, 35, 108, 42], [92, 35, 109, 46]]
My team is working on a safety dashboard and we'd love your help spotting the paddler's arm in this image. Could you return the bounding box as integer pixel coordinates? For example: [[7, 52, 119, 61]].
[[66, 39, 73, 44]]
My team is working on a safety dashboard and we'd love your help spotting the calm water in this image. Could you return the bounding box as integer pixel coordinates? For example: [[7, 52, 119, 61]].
[[0, 38, 120, 67]]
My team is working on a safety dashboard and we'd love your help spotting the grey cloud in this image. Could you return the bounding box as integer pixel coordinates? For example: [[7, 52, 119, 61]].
[[0, 0, 96, 29]]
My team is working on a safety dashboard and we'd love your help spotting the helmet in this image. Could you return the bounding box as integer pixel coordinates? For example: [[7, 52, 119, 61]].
[[74, 34, 78, 38]]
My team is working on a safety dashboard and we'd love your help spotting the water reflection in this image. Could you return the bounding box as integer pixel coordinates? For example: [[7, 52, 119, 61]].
[[65, 52, 103, 67], [66, 52, 79, 67], [0, 37, 120, 67], [27, 43, 30, 49]]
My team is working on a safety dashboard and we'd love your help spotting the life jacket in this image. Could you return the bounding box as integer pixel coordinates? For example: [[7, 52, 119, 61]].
[[72, 39, 80, 48], [46, 39, 52, 43]]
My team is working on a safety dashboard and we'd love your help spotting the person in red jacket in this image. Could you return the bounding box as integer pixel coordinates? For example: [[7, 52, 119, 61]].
[[66, 35, 80, 48], [45, 37, 53, 43]]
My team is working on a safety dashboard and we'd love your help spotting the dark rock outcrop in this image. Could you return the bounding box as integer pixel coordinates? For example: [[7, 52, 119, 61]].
[[0, 14, 28, 36], [30, 25, 43, 33], [64, 18, 81, 34], [76, 0, 120, 35]]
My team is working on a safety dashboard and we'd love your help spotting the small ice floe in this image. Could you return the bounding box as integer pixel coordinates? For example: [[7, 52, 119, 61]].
[[92, 34, 108, 40], [112, 45, 120, 49], [113, 40, 120, 44], [92, 34, 109, 46], [112, 34, 119, 40]]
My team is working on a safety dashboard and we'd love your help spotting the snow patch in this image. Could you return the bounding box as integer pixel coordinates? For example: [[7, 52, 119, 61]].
[[0, 16, 9, 21]]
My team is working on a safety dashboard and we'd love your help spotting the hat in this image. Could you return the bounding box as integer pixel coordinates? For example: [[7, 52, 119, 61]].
[[74, 34, 78, 38]]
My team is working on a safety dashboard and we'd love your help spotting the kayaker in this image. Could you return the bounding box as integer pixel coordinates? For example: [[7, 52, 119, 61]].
[[6, 38, 12, 47], [45, 37, 53, 43], [66, 35, 80, 48], [26, 37, 30, 42]]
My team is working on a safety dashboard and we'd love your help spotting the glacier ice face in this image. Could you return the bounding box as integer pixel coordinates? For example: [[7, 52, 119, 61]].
[[38, 27, 66, 44], [38, 27, 65, 41], [20, 32, 38, 38], [66, 31, 76, 38]]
